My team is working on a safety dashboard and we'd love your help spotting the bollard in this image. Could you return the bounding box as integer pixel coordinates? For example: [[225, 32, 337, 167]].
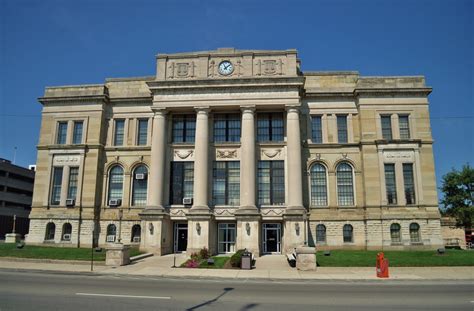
[[376, 252, 389, 278]]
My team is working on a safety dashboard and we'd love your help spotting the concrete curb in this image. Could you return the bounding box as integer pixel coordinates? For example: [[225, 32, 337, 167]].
[[0, 257, 106, 265]]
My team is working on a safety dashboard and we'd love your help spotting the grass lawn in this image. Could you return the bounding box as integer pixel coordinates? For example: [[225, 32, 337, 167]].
[[0, 243, 142, 261], [316, 249, 474, 267], [198, 256, 231, 269]]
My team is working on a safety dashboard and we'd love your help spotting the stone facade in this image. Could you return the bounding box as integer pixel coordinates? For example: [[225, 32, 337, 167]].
[[26, 48, 443, 254]]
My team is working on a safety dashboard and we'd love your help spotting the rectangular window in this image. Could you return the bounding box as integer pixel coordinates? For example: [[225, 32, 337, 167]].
[[218, 223, 236, 253], [257, 113, 284, 142], [50, 167, 63, 205], [403, 163, 416, 204], [137, 119, 148, 146], [213, 114, 241, 143], [381, 116, 392, 140], [170, 162, 194, 204], [172, 115, 196, 143], [258, 161, 285, 205], [67, 167, 79, 200], [337, 115, 348, 143], [399, 115, 411, 139], [114, 119, 125, 146], [72, 121, 83, 144], [311, 116, 323, 143], [56, 122, 68, 144], [212, 161, 240, 205], [384, 164, 397, 205]]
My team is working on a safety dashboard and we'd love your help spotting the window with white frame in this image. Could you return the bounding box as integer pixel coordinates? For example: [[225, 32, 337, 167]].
[[336, 163, 354, 206], [108, 166, 124, 203], [381, 115, 392, 140], [409, 222, 421, 243], [390, 223, 401, 243], [399, 115, 410, 139], [67, 167, 79, 200], [218, 223, 236, 253], [56, 122, 68, 144], [384, 164, 397, 205], [50, 167, 63, 205], [132, 165, 148, 206], [343, 224, 353, 243], [316, 224, 326, 243], [310, 163, 327, 206], [258, 161, 285, 205]]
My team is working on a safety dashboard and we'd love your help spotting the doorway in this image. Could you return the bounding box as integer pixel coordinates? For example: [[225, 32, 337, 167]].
[[262, 223, 281, 254], [174, 223, 188, 253]]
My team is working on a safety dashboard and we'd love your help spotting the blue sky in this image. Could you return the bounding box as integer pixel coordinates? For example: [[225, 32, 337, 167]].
[[1, 0, 472, 199]]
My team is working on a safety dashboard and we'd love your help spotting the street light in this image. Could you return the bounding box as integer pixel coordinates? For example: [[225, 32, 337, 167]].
[[118, 209, 123, 243]]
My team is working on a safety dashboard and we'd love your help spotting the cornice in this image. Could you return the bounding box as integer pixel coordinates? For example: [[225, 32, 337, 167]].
[[38, 95, 109, 105]]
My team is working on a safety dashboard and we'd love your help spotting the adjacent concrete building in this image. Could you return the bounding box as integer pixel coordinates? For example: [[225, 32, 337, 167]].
[[26, 48, 443, 254], [0, 158, 35, 239]]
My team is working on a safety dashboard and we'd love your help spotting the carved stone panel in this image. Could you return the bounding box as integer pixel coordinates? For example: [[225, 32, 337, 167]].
[[53, 155, 81, 166], [216, 149, 238, 160], [383, 150, 414, 162], [260, 148, 284, 160], [173, 149, 194, 161]]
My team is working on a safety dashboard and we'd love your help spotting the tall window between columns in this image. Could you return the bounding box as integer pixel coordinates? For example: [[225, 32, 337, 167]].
[[212, 161, 240, 206], [214, 114, 241, 142], [310, 163, 327, 206], [336, 162, 354, 206], [172, 115, 196, 143], [170, 162, 194, 204], [257, 112, 284, 142], [108, 166, 124, 204], [311, 116, 323, 143], [132, 165, 148, 206], [384, 163, 397, 205], [258, 161, 284, 205], [337, 115, 348, 143], [403, 163, 416, 204], [50, 167, 63, 205]]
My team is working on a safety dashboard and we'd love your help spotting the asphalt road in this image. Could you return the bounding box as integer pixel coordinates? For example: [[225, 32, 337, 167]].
[[0, 270, 472, 311]]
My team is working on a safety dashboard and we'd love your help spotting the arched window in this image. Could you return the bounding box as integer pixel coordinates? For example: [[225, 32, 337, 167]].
[[45, 222, 56, 241], [316, 224, 326, 243], [310, 164, 327, 206], [106, 224, 117, 243], [108, 166, 124, 203], [62, 223, 72, 241], [343, 224, 353, 243], [337, 163, 354, 206], [132, 165, 148, 206], [131, 225, 141, 243], [390, 223, 401, 243], [409, 223, 421, 243]]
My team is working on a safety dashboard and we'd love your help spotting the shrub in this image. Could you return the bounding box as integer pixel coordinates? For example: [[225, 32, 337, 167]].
[[185, 259, 200, 268], [190, 252, 200, 261], [199, 247, 210, 260], [230, 249, 245, 268]]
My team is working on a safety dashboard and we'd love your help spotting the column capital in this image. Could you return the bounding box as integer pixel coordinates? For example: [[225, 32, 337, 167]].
[[151, 107, 168, 116], [285, 104, 301, 113], [240, 105, 256, 114], [194, 106, 210, 114]]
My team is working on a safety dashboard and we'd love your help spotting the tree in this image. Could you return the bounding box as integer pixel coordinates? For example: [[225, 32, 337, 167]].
[[439, 164, 474, 228]]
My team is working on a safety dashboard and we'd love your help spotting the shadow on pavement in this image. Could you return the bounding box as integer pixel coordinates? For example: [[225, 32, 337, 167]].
[[186, 287, 234, 310]]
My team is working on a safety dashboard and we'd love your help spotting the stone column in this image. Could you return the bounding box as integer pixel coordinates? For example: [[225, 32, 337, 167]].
[[235, 106, 260, 256], [147, 108, 167, 210], [286, 106, 304, 210], [191, 107, 210, 210], [239, 106, 256, 210]]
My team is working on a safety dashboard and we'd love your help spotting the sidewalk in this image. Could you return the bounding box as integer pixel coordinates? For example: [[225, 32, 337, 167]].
[[1, 254, 473, 280]]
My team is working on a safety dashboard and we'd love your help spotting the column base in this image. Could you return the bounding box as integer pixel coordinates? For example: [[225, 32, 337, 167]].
[[236, 213, 261, 257], [139, 210, 172, 256], [186, 215, 214, 255]]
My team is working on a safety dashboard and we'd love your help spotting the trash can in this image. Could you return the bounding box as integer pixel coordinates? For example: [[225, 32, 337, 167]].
[[241, 251, 252, 270]]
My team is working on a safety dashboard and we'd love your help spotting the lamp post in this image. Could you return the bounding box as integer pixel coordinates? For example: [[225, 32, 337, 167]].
[[12, 215, 16, 234]]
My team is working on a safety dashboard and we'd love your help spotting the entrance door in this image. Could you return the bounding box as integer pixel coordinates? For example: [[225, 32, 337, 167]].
[[263, 223, 281, 253], [174, 223, 188, 252]]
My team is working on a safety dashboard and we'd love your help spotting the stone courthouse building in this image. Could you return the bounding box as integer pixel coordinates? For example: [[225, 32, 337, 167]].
[[26, 48, 443, 255]]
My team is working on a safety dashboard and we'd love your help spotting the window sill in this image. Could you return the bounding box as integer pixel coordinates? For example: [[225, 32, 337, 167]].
[[260, 204, 287, 208], [213, 205, 240, 208], [309, 205, 329, 209], [213, 142, 241, 147]]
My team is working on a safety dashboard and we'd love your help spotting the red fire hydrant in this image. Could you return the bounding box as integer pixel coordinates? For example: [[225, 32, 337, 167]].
[[376, 252, 389, 278]]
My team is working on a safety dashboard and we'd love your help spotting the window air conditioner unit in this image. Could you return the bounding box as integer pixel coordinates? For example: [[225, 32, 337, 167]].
[[135, 173, 147, 180], [132, 236, 141, 243], [108, 199, 122, 207], [62, 234, 71, 241], [66, 199, 75, 207], [106, 235, 116, 243], [183, 197, 193, 205]]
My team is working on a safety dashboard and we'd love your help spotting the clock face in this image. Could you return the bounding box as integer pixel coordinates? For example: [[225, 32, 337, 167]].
[[218, 61, 234, 75]]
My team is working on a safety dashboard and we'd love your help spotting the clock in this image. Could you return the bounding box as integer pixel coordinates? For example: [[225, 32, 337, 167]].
[[218, 61, 234, 75]]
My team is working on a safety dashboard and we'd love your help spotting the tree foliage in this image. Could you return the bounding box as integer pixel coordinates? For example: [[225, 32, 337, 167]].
[[439, 164, 474, 228]]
